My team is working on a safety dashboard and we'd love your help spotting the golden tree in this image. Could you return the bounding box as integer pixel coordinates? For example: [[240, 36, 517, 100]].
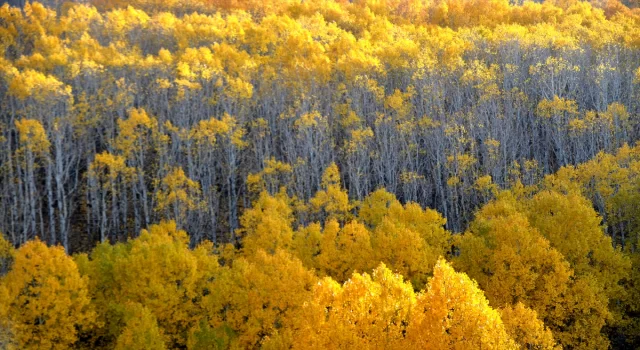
[[316, 219, 375, 282], [455, 193, 616, 349], [77, 221, 218, 348], [238, 190, 295, 257], [309, 163, 354, 223], [0, 240, 94, 349], [284, 263, 415, 349], [363, 189, 450, 289], [406, 258, 517, 349], [155, 166, 205, 228], [499, 303, 559, 350], [114, 303, 167, 350], [201, 249, 317, 348]]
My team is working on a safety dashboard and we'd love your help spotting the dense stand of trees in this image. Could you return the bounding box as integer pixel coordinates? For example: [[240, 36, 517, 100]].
[[1, 154, 640, 349], [1, 0, 640, 250], [1, 0, 640, 348]]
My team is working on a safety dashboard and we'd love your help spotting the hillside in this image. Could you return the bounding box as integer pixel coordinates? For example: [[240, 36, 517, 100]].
[[1, 0, 640, 348]]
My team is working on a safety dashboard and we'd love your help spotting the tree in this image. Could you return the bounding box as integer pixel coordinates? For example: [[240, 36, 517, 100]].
[[361, 188, 450, 289], [406, 258, 517, 349], [201, 249, 317, 348], [544, 144, 640, 345], [113, 108, 159, 231], [0, 239, 94, 349], [238, 190, 294, 257], [309, 163, 354, 223], [499, 303, 559, 350], [13, 119, 50, 244], [0, 233, 15, 348], [453, 195, 573, 311], [0, 232, 13, 276], [284, 263, 415, 349], [316, 219, 375, 282], [155, 166, 205, 231], [454, 193, 614, 349], [524, 190, 631, 308], [114, 303, 166, 350], [77, 221, 218, 348], [87, 152, 135, 242]]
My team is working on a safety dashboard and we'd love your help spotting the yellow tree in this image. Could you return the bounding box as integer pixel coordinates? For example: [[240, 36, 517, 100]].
[[246, 157, 293, 196], [155, 166, 205, 229], [406, 258, 517, 349], [455, 193, 613, 349], [0, 232, 13, 275], [201, 249, 317, 348], [0, 240, 94, 350], [87, 151, 135, 242], [77, 221, 218, 348], [309, 162, 354, 223], [453, 196, 573, 312], [238, 189, 295, 257], [14, 118, 50, 243], [291, 222, 323, 269], [283, 263, 416, 349], [545, 144, 640, 343], [0, 233, 15, 348], [114, 108, 158, 228], [361, 188, 450, 289], [316, 219, 375, 282], [358, 188, 400, 228], [524, 190, 631, 307], [522, 190, 631, 347], [114, 303, 166, 350], [499, 303, 559, 350]]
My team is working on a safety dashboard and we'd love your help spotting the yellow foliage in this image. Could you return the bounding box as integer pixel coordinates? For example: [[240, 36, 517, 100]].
[[317, 220, 375, 282], [7, 69, 71, 102], [114, 303, 166, 350], [202, 249, 316, 348], [525, 191, 631, 300], [0, 233, 13, 274], [454, 197, 573, 329], [190, 115, 233, 146], [447, 152, 477, 172], [246, 158, 293, 194], [0, 240, 95, 349], [2, 0, 640, 348], [155, 167, 205, 223], [89, 151, 134, 183], [499, 303, 559, 350], [536, 95, 579, 119], [455, 192, 623, 348], [309, 163, 354, 222], [406, 258, 517, 349], [384, 88, 413, 119], [475, 175, 497, 193], [291, 222, 323, 268], [285, 263, 415, 349], [359, 188, 399, 227], [461, 60, 501, 101], [114, 108, 157, 158], [15, 118, 50, 154], [239, 190, 294, 257], [447, 175, 461, 187], [360, 189, 450, 288], [542, 144, 640, 343], [79, 221, 218, 347], [226, 76, 254, 100]]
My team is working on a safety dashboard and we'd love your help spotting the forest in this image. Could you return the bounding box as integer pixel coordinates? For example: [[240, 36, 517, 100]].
[[1, 0, 640, 348]]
